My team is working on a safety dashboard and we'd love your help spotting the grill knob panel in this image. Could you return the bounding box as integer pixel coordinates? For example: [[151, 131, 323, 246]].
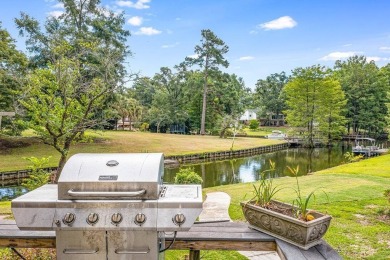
[[86, 213, 99, 225], [63, 213, 76, 226], [111, 213, 123, 225], [134, 213, 147, 226], [173, 213, 186, 226]]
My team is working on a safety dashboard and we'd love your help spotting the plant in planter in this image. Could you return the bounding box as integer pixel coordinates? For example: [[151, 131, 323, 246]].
[[241, 164, 331, 250]]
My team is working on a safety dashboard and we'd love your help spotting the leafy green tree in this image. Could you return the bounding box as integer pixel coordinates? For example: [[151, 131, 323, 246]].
[[186, 29, 229, 135], [132, 76, 155, 109], [146, 89, 172, 133], [184, 70, 204, 133], [22, 156, 52, 191], [254, 72, 288, 125], [0, 23, 28, 134], [21, 55, 108, 179], [152, 67, 189, 125], [113, 94, 143, 130], [17, 0, 131, 180], [333, 56, 389, 136], [380, 63, 390, 128], [284, 65, 346, 147]]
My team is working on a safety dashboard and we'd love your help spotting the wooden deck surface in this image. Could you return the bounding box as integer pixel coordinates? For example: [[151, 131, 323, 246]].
[[0, 220, 341, 260]]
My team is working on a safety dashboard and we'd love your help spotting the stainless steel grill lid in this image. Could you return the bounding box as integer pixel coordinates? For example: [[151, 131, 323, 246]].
[[58, 153, 164, 200]]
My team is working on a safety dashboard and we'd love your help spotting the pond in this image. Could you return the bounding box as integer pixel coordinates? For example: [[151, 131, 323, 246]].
[[0, 186, 27, 201], [164, 145, 353, 188], [1, 141, 385, 198]]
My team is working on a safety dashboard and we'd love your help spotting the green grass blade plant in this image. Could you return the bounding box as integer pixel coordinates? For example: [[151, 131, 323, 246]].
[[287, 165, 328, 221], [248, 160, 284, 208]]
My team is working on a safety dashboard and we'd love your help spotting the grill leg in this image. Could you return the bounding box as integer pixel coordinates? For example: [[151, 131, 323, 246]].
[[189, 250, 200, 260]]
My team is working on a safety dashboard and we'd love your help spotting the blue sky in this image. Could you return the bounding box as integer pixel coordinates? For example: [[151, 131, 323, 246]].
[[1, 0, 390, 89]]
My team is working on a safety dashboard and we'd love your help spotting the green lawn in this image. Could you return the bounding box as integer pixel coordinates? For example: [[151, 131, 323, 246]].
[[205, 154, 390, 259], [243, 126, 290, 137], [1, 132, 389, 259], [0, 130, 284, 171]]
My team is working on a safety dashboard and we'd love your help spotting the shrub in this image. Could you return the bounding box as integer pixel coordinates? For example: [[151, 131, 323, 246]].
[[223, 128, 234, 138], [22, 156, 51, 191], [140, 122, 149, 132], [249, 119, 259, 130], [174, 167, 203, 184], [343, 152, 364, 163]]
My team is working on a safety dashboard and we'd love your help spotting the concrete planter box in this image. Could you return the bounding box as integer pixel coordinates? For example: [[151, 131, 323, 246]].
[[241, 200, 331, 250]]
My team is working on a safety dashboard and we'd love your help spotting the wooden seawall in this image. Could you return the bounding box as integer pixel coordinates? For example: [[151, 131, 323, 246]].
[[0, 143, 290, 182], [166, 143, 289, 163]]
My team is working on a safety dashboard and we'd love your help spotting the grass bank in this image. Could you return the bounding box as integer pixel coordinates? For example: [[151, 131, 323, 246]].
[[205, 154, 390, 259], [0, 131, 284, 171]]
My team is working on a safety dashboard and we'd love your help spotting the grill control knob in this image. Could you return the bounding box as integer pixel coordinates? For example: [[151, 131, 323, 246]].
[[134, 213, 147, 226], [63, 213, 76, 226], [86, 213, 99, 225], [173, 213, 186, 226], [111, 213, 123, 225]]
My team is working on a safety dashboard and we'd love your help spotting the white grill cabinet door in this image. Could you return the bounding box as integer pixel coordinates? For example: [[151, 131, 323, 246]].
[[107, 231, 160, 260], [56, 230, 106, 260]]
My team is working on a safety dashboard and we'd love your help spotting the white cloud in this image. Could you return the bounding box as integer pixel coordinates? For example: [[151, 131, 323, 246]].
[[161, 42, 179, 48], [320, 51, 359, 61], [133, 27, 161, 35], [239, 56, 255, 61], [366, 56, 390, 62], [366, 56, 381, 62], [379, 46, 390, 52], [47, 11, 64, 18], [116, 0, 150, 9], [187, 54, 199, 59], [51, 3, 64, 9], [259, 16, 297, 31], [343, 44, 352, 47], [128, 16, 143, 26]]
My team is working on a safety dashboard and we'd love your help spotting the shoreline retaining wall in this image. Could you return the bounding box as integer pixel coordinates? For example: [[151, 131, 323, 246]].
[[0, 143, 289, 183]]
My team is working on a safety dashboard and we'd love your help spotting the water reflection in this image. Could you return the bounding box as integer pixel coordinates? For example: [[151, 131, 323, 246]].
[[0, 186, 27, 200], [164, 146, 350, 188]]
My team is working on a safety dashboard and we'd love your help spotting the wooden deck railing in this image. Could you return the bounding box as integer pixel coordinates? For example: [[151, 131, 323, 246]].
[[0, 220, 341, 260]]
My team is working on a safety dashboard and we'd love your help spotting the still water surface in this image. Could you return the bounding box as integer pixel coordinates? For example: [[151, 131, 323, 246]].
[[164, 145, 351, 188], [0, 143, 365, 199]]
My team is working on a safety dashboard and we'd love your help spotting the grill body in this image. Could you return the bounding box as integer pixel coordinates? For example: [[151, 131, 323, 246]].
[[12, 153, 203, 259]]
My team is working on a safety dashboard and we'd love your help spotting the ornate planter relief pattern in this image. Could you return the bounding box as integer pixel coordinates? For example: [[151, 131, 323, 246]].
[[241, 200, 331, 250]]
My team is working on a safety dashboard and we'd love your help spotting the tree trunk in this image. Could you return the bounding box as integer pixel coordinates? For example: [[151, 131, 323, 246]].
[[55, 152, 68, 183], [200, 79, 208, 135]]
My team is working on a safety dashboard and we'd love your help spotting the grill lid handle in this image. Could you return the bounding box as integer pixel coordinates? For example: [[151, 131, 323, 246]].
[[115, 248, 150, 254], [63, 248, 99, 254], [67, 189, 146, 198]]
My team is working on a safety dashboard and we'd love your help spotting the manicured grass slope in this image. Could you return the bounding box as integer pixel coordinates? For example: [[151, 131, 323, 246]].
[[0, 131, 283, 171], [205, 154, 390, 259]]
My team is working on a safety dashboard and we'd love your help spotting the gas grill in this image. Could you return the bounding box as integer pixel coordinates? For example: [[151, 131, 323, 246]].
[[12, 153, 203, 259]]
